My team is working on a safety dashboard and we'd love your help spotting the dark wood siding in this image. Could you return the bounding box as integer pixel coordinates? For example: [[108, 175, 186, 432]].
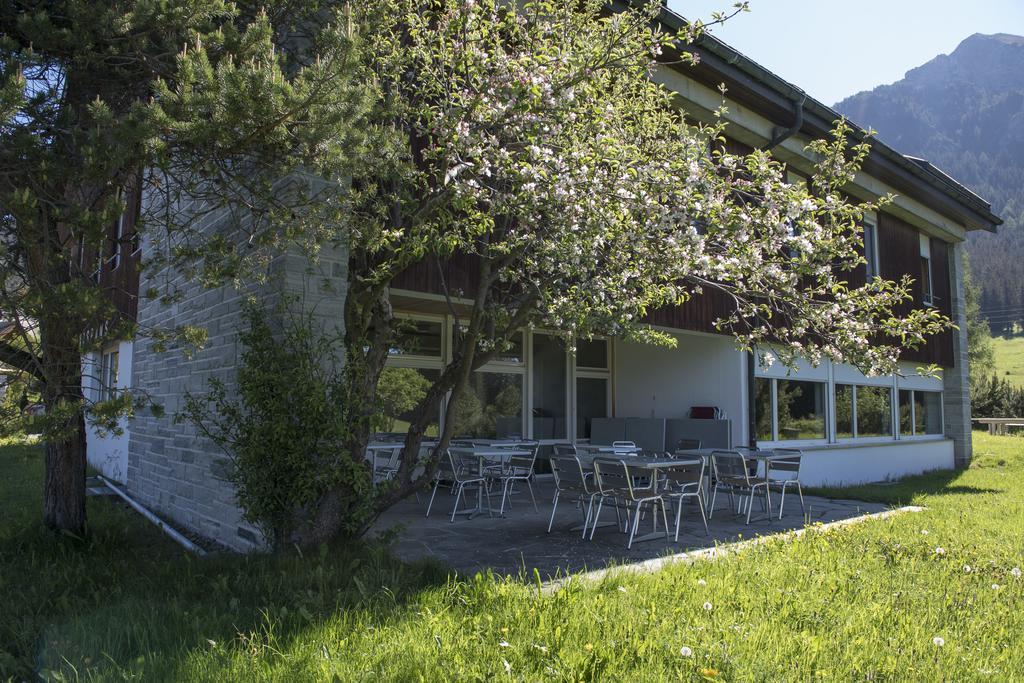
[[96, 184, 142, 323], [877, 211, 954, 367]]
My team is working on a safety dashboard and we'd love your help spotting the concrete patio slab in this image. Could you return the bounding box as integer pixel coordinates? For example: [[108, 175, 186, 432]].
[[371, 477, 889, 579]]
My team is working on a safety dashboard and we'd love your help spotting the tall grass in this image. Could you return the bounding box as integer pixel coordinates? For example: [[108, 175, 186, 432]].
[[2, 433, 1022, 680]]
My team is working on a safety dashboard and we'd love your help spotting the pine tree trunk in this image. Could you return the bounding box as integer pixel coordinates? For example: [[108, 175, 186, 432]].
[[38, 310, 89, 535], [42, 412, 87, 534]]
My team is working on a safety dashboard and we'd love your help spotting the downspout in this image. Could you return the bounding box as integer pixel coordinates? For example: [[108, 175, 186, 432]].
[[765, 91, 807, 152], [98, 475, 207, 555], [748, 91, 806, 448]]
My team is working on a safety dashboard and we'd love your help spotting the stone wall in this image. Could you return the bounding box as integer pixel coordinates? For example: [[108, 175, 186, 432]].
[[127, 206, 347, 551], [943, 241, 973, 468]]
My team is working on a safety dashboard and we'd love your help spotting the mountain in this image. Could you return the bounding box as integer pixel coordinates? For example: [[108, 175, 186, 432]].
[[834, 33, 1024, 334]]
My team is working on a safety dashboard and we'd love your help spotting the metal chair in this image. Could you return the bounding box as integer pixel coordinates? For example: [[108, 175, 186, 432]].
[[553, 443, 578, 456], [676, 438, 702, 451], [591, 458, 670, 548], [612, 440, 638, 455], [374, 446, 403, 483], [662, 458, 708, 540], [709, 449, 771, 524], [549, 454, 598, 536], [487, 443, 540, 516], [425, 450, 491, 522], [766, 448, 805, 519]]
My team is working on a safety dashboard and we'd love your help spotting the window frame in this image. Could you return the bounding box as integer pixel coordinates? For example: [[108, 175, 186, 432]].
[[920, 233, 934, 307], [863, 215, 880, 280]]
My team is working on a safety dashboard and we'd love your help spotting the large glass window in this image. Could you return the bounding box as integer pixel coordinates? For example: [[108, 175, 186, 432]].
[[378, 367, 440, 437], [916, 391, 943, 435], [576, 338, 608, 369], [450, 372, 524, 438], [754, 377, 774, 441], [776, 380, 826, 441], [390, 319, 443, 358], [532, 334, 567, 439], [835, 384, 854, 439], [856, 385, 893, 438], [899, 389, 942, 437], [576, 377, 607, 439]]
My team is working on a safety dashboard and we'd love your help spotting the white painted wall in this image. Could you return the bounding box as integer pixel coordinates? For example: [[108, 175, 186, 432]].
[[613, 332, 747, 446], [82, 340, 133, 483], [798, 439, 955, 487]]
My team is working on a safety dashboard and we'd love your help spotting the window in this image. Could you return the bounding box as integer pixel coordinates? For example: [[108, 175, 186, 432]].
[[532, 334, 567, 439], [575, 377, 607, 440], [754, 377, 827, 442], [378, 367, 440, 437], [835, 384, 854, 439], [863, 219, 879, 279], [856, 385, 893, 437], [836, 384, 892, 439], [899, 389, 943, 437], [777, 379, 827, 441], [390, 319, 443, 358], [574, 338, 609, 440], [98, 349, 119, 401], [383, 317, 444, 437], [920, 233, 934, 306], [108, 213, 124, 271], [450, 372, 524, 438], [576, 338, 608, 369]]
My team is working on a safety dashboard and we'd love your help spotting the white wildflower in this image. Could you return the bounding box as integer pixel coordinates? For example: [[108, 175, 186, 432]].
[[992, 584, 1001, 591], [933, 636, 945, 647], [703, 602, 713, 611], [697, 579, 707, 586], [680, 646, 693, 657], [1011, 567, 1022, 578], [935, 547, 946, 556], [963, 565, 972, 573], [499, 641, 510, 648]]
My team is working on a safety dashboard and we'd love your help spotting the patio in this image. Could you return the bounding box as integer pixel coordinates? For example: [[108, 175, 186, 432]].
[[372, 476, 888, 579]]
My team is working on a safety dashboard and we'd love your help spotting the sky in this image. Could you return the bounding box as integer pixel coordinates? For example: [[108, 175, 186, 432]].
[[669, 1, 1024, 105]]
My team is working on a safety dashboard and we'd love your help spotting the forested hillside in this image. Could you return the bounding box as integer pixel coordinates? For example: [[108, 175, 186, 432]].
[[835, 33, 1024, 333]]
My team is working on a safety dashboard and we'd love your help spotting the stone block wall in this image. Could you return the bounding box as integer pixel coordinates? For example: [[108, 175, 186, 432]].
[[128, 205, 347, 551], [942, 241, 973, 468]]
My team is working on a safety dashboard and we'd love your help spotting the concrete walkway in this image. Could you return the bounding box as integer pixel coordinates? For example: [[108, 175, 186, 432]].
[[372, 478, 888, 579]]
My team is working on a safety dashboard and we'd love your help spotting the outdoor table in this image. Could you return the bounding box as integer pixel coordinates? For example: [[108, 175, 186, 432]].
[[575, 443, 643, 456], [464, 439, 537, 449], [448, 446, 532, 518]]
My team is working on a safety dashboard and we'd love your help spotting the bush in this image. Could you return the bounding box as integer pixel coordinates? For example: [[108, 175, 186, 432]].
[[179, 301, 372, 550], [971, 373, 1024, 418]]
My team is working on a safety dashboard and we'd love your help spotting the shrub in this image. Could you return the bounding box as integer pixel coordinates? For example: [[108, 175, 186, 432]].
[[179, 301, 372, 549]]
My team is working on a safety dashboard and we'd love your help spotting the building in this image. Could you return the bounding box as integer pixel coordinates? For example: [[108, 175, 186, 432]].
[[87, 8, 1001, 551]]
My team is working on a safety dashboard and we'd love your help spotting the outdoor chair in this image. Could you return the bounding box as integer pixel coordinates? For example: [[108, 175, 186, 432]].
[[612, 440, 637, 455], [549, 454, 598, 536], [709, 449, 771, 524], [552, 443, 578, 456], [766, 448, 805, 519], [676, 438, 702, 451], [486, 443, 540, 516], [373, 446, 403, 484], [425, 450, 491, 522], [590, 458, 670, 548], [662, 458, 708, 540]]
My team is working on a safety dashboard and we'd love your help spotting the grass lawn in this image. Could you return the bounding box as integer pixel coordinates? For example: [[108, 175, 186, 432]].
[[992, 334, 1024, 388], [2, 434, 1023, 680]]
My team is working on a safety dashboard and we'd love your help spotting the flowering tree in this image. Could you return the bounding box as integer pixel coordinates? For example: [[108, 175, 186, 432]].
[[290, 0, 949, 544]]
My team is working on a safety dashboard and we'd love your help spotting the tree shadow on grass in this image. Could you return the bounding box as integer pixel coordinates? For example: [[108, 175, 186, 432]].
[[806, 466, 1004, 507], [6, 493, 458, 681]]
